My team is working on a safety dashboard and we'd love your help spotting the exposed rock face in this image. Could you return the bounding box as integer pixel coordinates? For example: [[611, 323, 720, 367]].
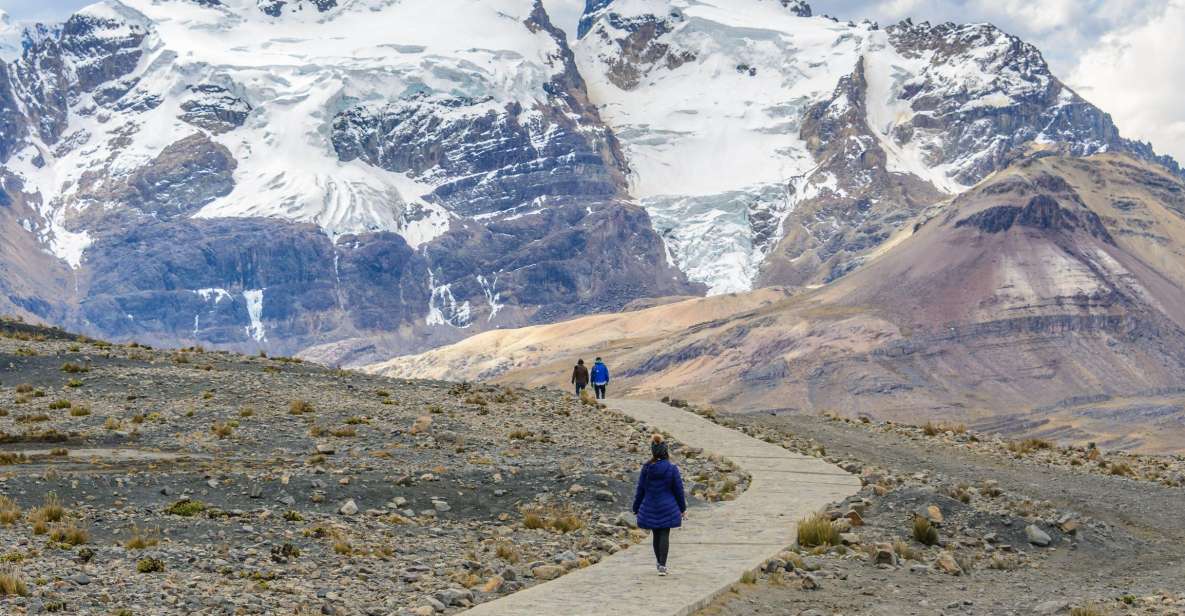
[[178, 85, 252, 134], [0, 0, 696, 358]]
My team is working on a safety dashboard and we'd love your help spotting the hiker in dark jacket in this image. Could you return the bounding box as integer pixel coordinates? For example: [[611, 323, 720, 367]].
[[590, 357, 610, 400], [571, 359, 589, 396], [633, 433, 687, 576]]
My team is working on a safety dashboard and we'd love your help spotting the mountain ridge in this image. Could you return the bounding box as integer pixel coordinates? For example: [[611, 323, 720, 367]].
[[0, 0, 1179, 365]]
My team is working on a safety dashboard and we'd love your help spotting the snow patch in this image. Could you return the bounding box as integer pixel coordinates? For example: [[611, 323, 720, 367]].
[[242, 288, 266, 342], [425, 272, 471, 329]]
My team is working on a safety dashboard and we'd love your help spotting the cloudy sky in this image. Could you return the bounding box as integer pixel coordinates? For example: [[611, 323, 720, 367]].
[[2, 0, 1181, 162]]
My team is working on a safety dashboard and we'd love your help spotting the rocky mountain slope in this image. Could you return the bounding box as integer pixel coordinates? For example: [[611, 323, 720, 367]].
[[371, 153, 1185, 453], [0, 0, 1178, 364]]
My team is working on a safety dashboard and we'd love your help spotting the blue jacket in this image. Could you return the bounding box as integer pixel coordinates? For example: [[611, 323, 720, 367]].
[[632, 459, 686, 529], [591, 361, 609, 385]]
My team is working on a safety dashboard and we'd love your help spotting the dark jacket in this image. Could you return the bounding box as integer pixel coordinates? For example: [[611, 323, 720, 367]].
[[591, 360, 609, 385], [571, 364, 589, 385], [632, 459, 686, 529]]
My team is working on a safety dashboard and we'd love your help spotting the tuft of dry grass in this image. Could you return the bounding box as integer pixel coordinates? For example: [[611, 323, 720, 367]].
[[48, 522, 88, 546], [69, 404, 91, 417], [893, 540, 920, 561], [0, 497, 20, 525], [495, 542, 520, 563], [1107, 462, 1134, 477], [912, 516, 940, 546], [521, 506, 586, 533], [36, 493, 65, 523], [330, 426, 357, 438], [1007, 438, 1054, 455], [796, 513, 841, 548], [409, 415, 432, 435], [289, 399, 314, 415], [123, 526, 159, 550], [1070, 606, 1109, 616], [211, 422, 233, 439], [0, 567, 28, 596]]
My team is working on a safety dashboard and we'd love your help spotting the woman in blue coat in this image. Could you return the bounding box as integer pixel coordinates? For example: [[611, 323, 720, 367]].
[[633, 433, 687, 575]]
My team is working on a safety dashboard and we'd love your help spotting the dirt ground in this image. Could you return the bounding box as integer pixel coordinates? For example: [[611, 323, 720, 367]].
[[696, 409, 1185, 616]]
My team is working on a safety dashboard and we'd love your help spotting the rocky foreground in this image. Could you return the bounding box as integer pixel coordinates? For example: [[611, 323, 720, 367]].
[[0, 320, 743, 615], [676, 401, 1185, 616]]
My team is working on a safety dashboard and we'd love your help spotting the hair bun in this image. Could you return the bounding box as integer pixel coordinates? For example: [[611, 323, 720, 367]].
[[650, 433, 664, 444]]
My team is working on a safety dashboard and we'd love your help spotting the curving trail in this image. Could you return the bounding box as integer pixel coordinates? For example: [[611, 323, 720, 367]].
[[462, 399, 861, 616]]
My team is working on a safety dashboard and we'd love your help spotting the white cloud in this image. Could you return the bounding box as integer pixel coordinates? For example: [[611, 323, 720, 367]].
[[1067, 0, 1185, 163]]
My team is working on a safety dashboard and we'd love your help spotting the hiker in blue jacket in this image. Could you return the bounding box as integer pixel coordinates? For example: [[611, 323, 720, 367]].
[[633, 433, 687, 576], [590, 357, 610, 400]]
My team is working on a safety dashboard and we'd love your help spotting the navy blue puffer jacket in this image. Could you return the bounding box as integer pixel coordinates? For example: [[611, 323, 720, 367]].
[[632, 459, 686, 529]]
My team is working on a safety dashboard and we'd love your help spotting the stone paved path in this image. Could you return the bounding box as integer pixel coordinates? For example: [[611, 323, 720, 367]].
[[462, 399, 861, 616]]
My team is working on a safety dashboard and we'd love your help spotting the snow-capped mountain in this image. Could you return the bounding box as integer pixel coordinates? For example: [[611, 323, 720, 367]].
[[0, 0, 1177, 362], [0, 0, 694, 360], [575, 1, 1179, 293]]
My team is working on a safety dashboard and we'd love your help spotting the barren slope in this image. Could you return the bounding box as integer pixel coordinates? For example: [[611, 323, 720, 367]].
[[372, 154, 1185, 452]]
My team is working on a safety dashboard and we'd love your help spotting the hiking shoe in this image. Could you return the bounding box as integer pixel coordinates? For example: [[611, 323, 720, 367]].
[[657, 565, 668, 576]]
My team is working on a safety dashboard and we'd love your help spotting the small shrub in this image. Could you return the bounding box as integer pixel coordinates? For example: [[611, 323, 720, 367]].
[[65, 379, 82, 388], [739, 569, 758, 584], [164, 499, 206, 517], [282, 510, 304, 523], [238, 407, 254, 418], [59, 362, 87, 374], [211, 422, 233, 439], [69, 404, 91, 417], [104, 417, 121, 431], [136, 557, 165, 573], [797, 513, 841, 548], [332, 539, 352, 555], [522, 512, 545, 530], [14, 384, 32, 394], [289, 400, 314, 415], [330, 426, 356, 438], [47, 399, 72, 410], [922, 421, 940, 436], [912, 516, 939, 546], [48, 448, 68, 457], [1070, 606, 1109, 616]]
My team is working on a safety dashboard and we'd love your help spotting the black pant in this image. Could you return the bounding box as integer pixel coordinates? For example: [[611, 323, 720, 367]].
[[594, 384, 607, 400], [575, 383, 586, 395], [651, 528, 670, 566]]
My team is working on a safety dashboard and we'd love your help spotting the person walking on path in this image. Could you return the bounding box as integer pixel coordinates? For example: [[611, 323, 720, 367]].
[[632, 434, 687, 576], [571, 359, 589, 396], [591, 357, 610, 400]]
